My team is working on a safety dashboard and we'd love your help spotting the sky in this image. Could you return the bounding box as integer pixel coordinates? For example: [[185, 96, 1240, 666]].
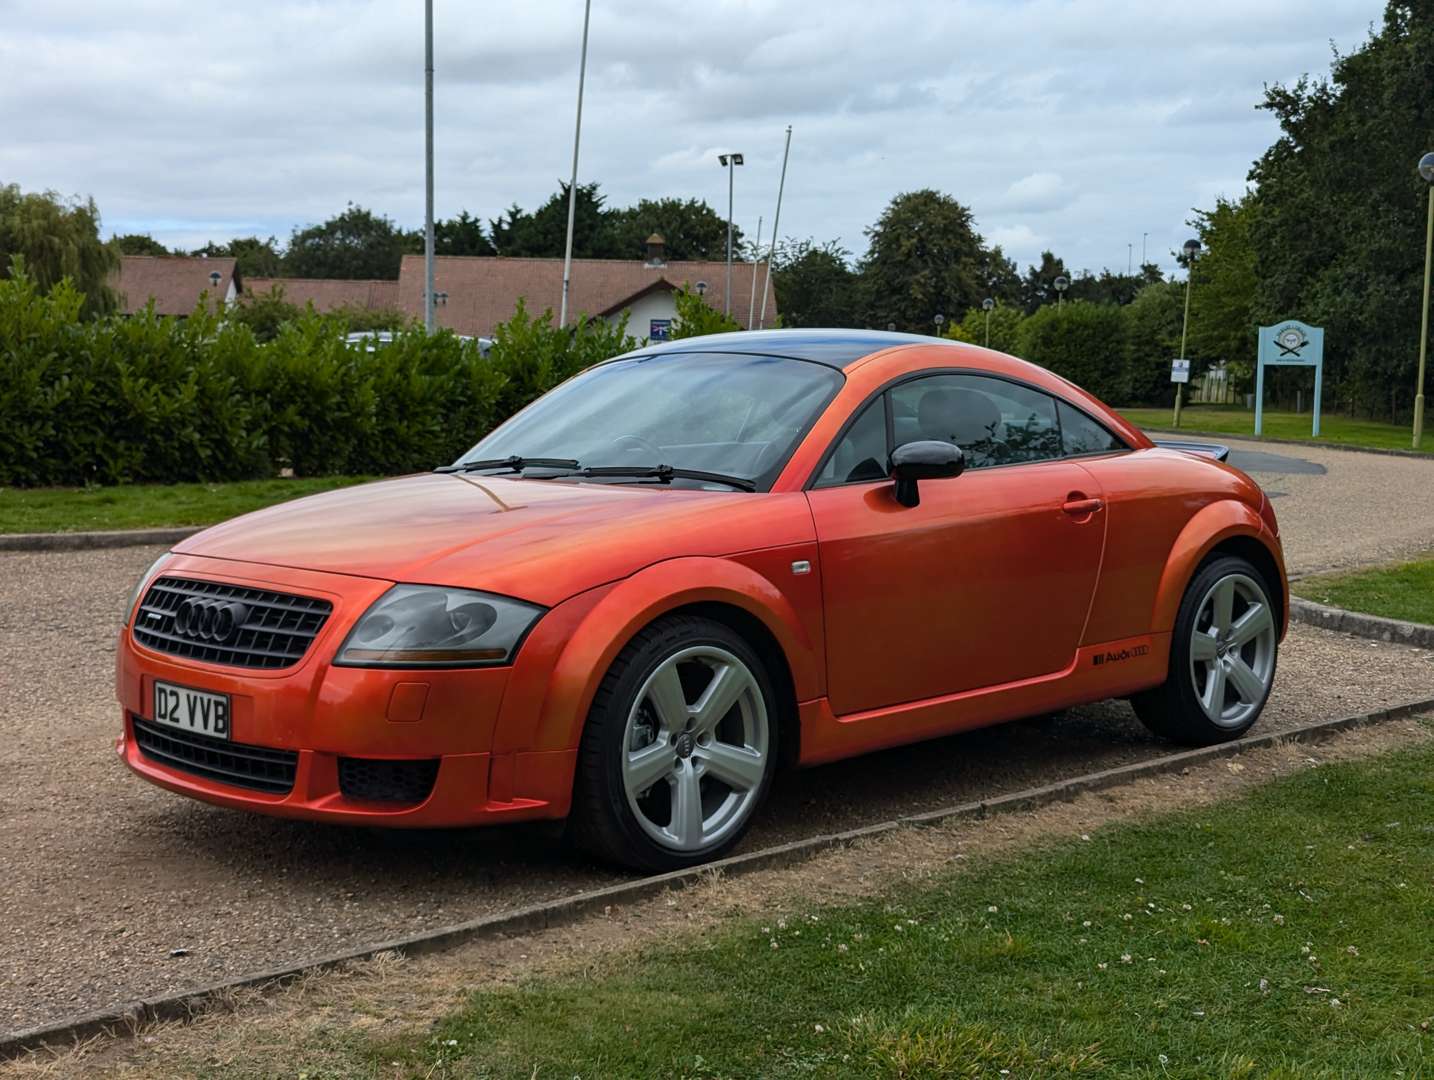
[[0, 0, 1383, 278]]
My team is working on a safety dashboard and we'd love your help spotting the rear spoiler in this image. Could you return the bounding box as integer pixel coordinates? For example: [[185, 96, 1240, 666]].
[[1152, 438, 1230, 463]]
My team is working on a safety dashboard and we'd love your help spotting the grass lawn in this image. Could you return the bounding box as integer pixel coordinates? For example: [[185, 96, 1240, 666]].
[[0, 475, 373, 534], [1118, 404, 1428, 455], [362, 742, 1434, 1079], [1295, 554, 1434, 626]]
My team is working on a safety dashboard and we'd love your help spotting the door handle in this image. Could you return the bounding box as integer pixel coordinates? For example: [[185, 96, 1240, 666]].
[[1062, 495, 1103, 516]]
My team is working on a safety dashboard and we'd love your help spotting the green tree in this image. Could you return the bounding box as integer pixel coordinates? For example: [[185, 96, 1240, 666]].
[[1245, 0, 1434, 418], [771, 239, 857, 327], [285, 204, 409, 279], [606, 197, 737, 261], [112, 233, 170, 256], [433, 210, 495, 256], [188, 236, 284, 278], [1019, 251, 1068, 314], [1122, 281, 1188, 405], [1188, 194, 1257, 386], [1066, 268, 1150, 307], [489, 182, 621, 259], [978, 245, 1023, 306], [0, 183, 117, 317], [857, 189, 984, 332]]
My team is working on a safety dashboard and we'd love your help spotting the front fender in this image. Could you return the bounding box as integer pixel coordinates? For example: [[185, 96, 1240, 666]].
[[1151, 498, 1281, 633], [496, 554, 822, 759]]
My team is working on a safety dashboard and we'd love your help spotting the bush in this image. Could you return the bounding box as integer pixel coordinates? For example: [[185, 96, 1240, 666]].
[[669, 286, 740, 339], [0, 270, 633, 487], [945, 303, 1024, 354], [1015, 302, 1130, 405]]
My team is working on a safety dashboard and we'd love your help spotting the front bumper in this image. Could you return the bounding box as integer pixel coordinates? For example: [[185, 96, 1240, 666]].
[[116, 553, 576, 827]]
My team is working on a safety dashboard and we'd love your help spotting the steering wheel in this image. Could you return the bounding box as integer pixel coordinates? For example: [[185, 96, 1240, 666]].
[[608, 433, 663, 459]]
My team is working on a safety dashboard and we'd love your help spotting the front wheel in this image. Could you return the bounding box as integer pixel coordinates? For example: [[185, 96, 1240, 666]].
[[569, 615, 777, 871], [1132, 555, 1279, 745]]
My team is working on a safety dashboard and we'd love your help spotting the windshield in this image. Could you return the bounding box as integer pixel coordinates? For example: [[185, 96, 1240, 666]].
[[457, 351, 843, 490]]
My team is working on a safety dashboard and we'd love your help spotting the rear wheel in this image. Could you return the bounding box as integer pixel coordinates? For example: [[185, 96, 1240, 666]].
[[1132, 555, 1278, 745], [570, 615, 777, 871]]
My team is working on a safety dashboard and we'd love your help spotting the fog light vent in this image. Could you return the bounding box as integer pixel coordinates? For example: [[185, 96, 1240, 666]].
[[338, 757, 440, 805]]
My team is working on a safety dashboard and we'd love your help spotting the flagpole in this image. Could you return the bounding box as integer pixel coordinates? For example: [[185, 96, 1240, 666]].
[[559, 0, 592, 328], [757, 125, 791, 329], [423, 0, 435, 334], [746, 215, 762, 328]]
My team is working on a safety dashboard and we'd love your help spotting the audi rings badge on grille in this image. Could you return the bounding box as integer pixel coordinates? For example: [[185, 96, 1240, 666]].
[[173, 598, 250, 643]]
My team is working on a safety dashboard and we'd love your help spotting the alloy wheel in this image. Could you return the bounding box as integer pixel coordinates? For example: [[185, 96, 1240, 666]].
[[620, 644, 769, 853], [1188, 572, 1276, 728]]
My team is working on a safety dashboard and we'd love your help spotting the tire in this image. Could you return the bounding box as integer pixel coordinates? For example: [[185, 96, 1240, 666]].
[[569, 614, 779, 872], [1132, 554, 1279, 746]]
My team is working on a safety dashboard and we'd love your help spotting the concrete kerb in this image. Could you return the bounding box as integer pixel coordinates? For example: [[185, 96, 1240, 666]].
[[1290, 596, 1434, 650], [5, 696, 1432, 1062], [0, 528, 200, 553]]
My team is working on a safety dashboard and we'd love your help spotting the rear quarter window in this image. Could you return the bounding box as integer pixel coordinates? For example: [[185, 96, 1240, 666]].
[[1058, 401, 1127, 456]]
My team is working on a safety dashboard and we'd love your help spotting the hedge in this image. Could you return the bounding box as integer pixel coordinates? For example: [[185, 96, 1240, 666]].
[[0, 274, 636, 487], [947, 284, 1200, 408]]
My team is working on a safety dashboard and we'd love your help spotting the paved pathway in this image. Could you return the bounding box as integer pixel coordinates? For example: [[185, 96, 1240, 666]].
[[1216, 437, 1434, 575]]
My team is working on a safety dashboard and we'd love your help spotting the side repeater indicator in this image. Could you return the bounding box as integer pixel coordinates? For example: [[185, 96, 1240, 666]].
[[791, 560, 812, 576]]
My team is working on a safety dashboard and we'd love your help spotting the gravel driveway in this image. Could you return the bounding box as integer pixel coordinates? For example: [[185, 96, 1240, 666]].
[[5, 447, 1434, 1034], [1216, 437, 1434, 575]]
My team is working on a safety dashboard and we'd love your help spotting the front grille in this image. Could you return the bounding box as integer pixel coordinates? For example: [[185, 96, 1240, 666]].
[[338, 757, 440, 805], [133, 576, 332, 670], [132, 716, 298, 794]]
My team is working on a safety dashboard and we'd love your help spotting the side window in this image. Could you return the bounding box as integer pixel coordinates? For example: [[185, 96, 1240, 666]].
[[889, 374, 1061, 469], [814, 397, 889, 487], [1057, 401, 1127, 456]]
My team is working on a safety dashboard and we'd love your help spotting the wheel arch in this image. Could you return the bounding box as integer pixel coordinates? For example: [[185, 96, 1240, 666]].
[[514, 556, 820, 760], [1151, 499, 1287, 637]]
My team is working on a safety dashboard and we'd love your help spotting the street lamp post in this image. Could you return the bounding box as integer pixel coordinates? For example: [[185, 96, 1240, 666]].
[[1175, 238, 1201, 428], [718, 153, 744, 317], [423, 0, 435, 335], [1053, 275, 1069, 308], [982, 297, 994, 346], [1413, 152, 1434, 448]]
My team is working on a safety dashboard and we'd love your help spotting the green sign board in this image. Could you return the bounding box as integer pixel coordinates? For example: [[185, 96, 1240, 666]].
[[1255, 320, 1324, 436]]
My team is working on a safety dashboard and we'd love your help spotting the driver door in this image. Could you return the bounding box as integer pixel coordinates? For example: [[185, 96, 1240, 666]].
[[806, 373, 1107, 716]]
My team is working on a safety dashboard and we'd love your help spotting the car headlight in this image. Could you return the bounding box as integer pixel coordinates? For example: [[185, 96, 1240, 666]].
[[334, 585, 544, 668], [124, 553, 172, 626]]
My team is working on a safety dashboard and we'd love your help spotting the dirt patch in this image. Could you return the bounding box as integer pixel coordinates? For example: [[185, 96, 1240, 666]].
[[8, 714, 1429, 1080]]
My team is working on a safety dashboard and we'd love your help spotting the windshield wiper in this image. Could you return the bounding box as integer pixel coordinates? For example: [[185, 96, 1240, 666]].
[[577, 464, 756, 492], [434, 455, 581, 475]]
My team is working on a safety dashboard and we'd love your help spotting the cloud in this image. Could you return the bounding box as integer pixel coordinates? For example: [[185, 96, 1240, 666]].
[[0, 0, 1380, 275], [996, 172, 1070, 214]]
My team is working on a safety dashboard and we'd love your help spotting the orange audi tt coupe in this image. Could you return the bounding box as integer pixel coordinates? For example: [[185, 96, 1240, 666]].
[[117, 330, 1287, 870]]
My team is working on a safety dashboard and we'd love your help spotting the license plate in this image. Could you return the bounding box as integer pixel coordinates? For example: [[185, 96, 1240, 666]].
[[152, 680, 231, 740]]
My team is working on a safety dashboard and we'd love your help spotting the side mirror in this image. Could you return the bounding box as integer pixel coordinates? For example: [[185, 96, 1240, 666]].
[[889, 440, 965, 508]]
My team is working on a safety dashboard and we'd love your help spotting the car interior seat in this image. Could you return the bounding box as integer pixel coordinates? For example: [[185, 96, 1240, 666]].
[[916, 387, 1004, 466]]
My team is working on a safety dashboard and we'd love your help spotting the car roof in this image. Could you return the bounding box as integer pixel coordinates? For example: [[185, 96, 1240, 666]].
[[616, 329, 957, 369]]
